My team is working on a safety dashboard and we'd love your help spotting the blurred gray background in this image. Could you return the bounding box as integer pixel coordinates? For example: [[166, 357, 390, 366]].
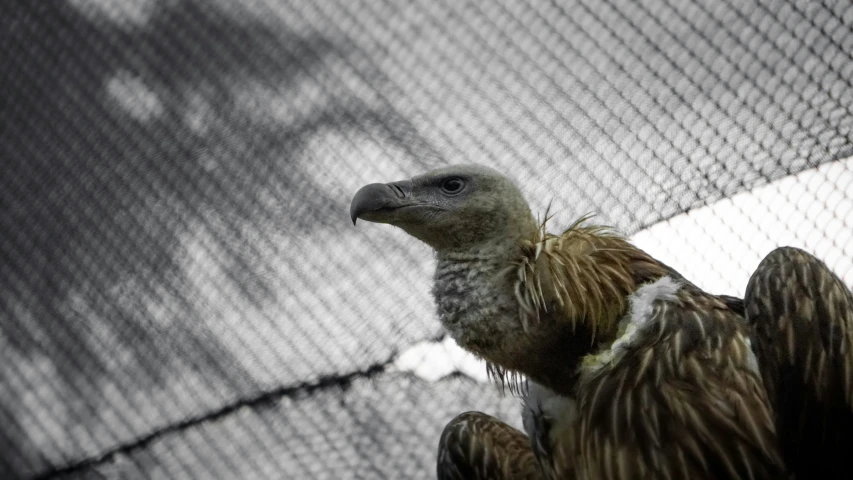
[[1, 0, 852, 478]]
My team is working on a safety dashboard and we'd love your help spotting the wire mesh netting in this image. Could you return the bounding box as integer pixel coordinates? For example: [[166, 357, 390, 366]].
[[1, 0, 852, 478]]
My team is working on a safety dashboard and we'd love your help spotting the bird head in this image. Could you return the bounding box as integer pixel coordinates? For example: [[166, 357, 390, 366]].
[[350, 164, 538, 252], [350, 164, 667, 393]]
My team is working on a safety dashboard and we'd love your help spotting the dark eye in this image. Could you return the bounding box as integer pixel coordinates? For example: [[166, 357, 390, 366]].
[[441, 177, 465, 195]]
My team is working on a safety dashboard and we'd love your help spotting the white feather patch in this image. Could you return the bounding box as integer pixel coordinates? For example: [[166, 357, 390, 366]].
[[522, 381, 578, 444], [742, 336, 760, 376], [581, 276, 682, 374]]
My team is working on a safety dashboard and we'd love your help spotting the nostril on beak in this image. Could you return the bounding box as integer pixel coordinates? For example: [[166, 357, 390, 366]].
[[387, 180, 412, 199]]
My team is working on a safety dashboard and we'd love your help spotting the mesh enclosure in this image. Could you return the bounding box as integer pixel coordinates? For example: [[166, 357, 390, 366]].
[[1, 0, 852, 478]]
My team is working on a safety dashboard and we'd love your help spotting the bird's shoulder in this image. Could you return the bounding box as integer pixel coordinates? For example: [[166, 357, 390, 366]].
[[745, 246, 853, 477]]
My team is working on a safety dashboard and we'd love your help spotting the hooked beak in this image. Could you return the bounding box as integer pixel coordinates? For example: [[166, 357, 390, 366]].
[[350, 180, 414, 225]]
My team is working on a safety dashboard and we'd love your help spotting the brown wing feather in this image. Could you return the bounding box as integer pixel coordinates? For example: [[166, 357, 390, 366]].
[[437, 411, 543, 480], [745, 246, 853, 478], [576, 288, 786, 479]]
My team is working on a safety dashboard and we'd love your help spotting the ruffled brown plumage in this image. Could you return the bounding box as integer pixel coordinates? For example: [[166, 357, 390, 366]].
[[746, 246, 853, 478], [486, 211, 669, 396]]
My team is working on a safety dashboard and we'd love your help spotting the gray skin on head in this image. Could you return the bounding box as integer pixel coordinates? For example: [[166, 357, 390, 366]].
[[350, 164, 538, 252]]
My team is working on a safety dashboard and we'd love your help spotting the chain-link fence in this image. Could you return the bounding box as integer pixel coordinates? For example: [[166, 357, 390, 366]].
[[1, 0, 851, 478]]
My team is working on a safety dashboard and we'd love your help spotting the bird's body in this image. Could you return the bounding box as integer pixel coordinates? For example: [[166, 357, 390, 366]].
[[433, 219, 783, 479], [350, 164, 853, 479]]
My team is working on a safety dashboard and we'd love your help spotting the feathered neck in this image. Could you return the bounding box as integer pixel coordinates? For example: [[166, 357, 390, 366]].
[[433, 212, 669, 396], [512, 213, 669, 344]]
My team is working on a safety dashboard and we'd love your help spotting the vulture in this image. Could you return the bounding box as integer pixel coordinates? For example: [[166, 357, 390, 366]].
[[349, 164, 853, 479]]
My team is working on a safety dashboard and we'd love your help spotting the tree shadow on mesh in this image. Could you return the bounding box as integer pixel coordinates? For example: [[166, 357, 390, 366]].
[[0, 1, 439, 477]]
